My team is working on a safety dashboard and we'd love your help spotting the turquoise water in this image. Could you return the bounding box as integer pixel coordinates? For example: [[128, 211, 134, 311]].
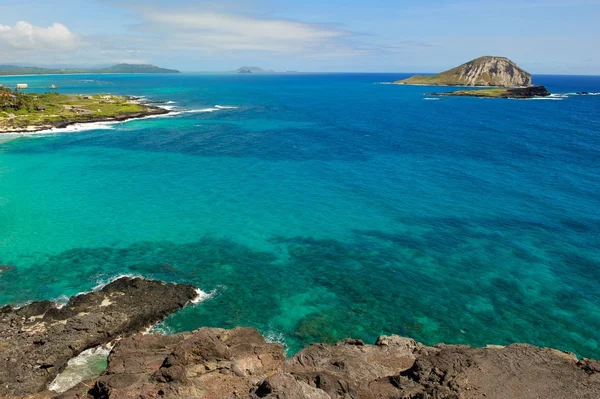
[[0, 73, 599, 356]]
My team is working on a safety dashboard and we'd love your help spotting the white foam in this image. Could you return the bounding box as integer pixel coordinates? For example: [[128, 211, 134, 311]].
[[525, 97, 564, 101], [158, 105, 178, 110], [92, 273, 146, 291], [49, 344, 113, 393], [564, 92, 600, 96], [2, 102, 240, 137], [53, 295, 70, 309], [35, 121, 117, 134], [145, 322, 176, 336], [191, 288, 216, 304], [264, 330, 289, 354], [11, 300, 33, 310], [185, 108, 220, 113], [424, 98, 440, 101], [16, 111, 181, 136]]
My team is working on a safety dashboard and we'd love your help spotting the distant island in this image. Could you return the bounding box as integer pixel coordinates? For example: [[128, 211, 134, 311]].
[[0, 87, 168, 133], [396, 56, 550, 99], [234, 66, 274, 74], [0, 63, 180, 76]]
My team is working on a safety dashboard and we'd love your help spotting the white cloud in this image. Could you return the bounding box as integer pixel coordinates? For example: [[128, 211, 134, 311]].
[[136, 10, 354, 55], [0, 21, 80, 52]]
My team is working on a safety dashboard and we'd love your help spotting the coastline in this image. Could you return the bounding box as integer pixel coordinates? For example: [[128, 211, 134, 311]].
[[0, 95, 172, 135], [0, 276, 598, 399], [0, 107, 171, 135]]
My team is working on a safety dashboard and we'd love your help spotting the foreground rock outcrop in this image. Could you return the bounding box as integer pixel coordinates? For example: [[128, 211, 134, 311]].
[[396, 56, 533, 87], [49, 329, 600, 399], [0, 277, 197, 397], [1, 281, 598, 399]]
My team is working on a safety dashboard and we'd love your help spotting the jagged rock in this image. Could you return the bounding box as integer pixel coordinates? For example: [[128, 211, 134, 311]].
[[58, 327, 285, 399], [55, 331, 600, 399], [0, 277, 197, 397], [389, 344, 600, 399], [283, 335, 420, 398], [249, 373, 332, 399]]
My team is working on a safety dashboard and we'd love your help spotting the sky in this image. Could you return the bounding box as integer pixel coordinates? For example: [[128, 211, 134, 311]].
[[0, 0, 599, 74]]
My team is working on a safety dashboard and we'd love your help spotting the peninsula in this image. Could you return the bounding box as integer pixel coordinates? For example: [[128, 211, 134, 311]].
[[0, 88, 169, 133], [396, 56, 551, 99], [0, 63, 180, 76]]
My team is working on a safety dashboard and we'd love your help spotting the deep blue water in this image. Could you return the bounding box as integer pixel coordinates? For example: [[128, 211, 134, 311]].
[[0, 73, 599, 356]]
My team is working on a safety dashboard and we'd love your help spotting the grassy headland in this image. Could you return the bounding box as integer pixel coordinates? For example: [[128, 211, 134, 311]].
[[0, 88, 168, 133]]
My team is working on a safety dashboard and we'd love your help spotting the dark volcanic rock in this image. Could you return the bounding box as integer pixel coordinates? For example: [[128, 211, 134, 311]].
[[433, 85, 551, 99], [390, 344, 600, 399], [505, 85, 551, 98], [49, 329, 600, 399], [0, 277, 197, 397]]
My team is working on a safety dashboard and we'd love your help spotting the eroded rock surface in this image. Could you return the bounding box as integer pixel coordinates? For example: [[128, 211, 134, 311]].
[[50, 329, 600, 399], [0, 277, 197, 397]]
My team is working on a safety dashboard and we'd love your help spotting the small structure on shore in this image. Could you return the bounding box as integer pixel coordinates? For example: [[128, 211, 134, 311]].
[[16, 83, 28, 89]]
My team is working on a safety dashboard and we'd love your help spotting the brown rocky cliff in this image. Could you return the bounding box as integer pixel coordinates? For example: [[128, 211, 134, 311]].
[[0, 278, 197, 398], [51, 328, 600, 399]]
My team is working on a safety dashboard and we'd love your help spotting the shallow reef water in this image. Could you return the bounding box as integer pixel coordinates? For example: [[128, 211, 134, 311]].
[[0, 73, 599, 357]]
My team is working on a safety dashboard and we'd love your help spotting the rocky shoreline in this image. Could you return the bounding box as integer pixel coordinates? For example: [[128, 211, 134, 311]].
[[0, 277, 197, 397], [431, 85, 552, 99], [0, 105, 170, 134], [1, 278, 598, 399]]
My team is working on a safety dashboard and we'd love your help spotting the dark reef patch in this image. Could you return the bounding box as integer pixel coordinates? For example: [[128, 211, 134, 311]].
[[1, 214, 599, 358]]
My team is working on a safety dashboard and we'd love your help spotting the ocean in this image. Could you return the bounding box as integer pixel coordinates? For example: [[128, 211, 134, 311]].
[[0, 73, 599, 357]]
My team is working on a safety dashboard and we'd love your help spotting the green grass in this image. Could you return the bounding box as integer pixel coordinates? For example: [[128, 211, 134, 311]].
[[1, 93, 151, 131], [446, 88, 510, 98]]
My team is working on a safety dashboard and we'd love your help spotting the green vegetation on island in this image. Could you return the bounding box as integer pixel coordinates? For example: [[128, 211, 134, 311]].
[[0, 87, 168, 133], [0, 63, 180, 76], [396, 56, 532, 87]]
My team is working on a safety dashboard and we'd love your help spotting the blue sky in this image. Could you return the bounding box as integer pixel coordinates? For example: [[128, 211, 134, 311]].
[[0, 0, 599, 73]]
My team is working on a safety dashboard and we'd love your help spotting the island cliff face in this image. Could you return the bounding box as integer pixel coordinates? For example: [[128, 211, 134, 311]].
[[397, 56, 532, 87]]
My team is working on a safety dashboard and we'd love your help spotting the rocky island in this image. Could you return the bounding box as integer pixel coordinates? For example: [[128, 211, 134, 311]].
[[396, 56, 551, 99], [0, 89, 170, 133], [0, 277, 598, 399]]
